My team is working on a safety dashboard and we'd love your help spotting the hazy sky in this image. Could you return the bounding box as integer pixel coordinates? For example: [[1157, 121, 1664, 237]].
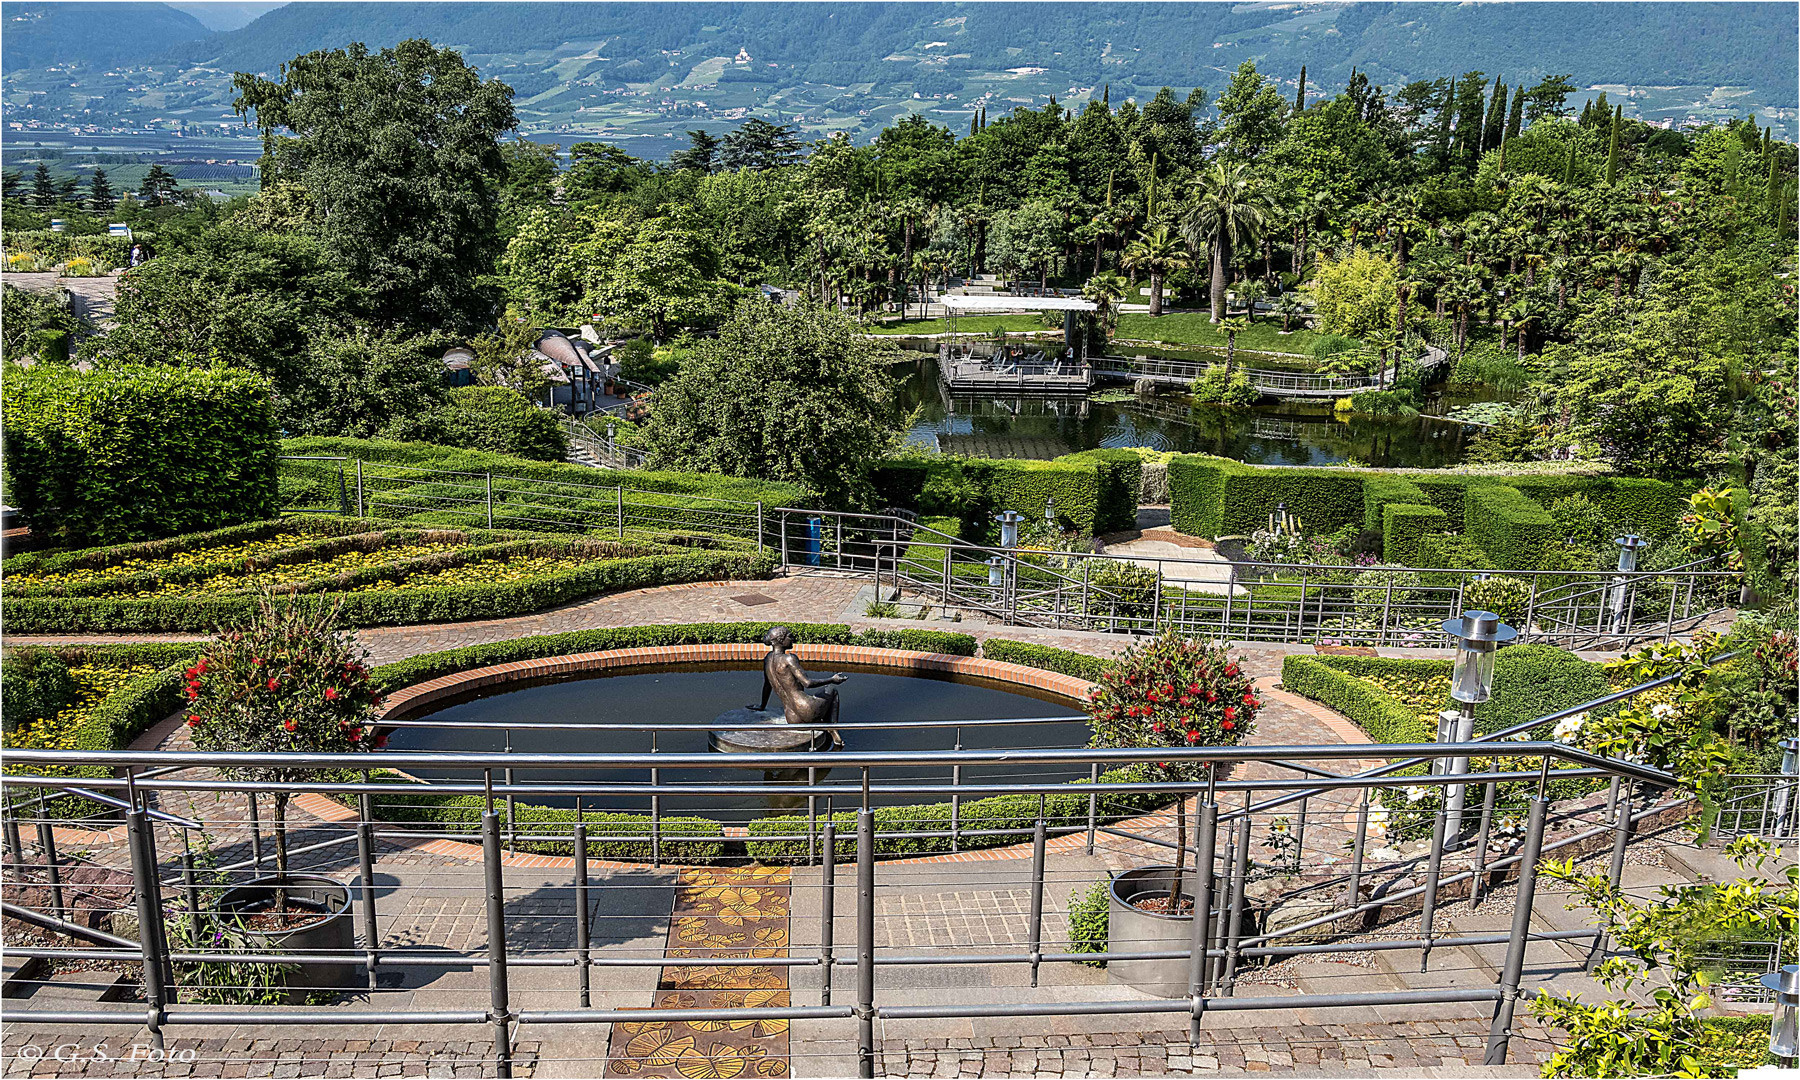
[[166, 1, 287, 32]]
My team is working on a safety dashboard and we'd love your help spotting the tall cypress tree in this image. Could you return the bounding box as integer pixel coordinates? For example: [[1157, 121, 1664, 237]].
[[1295, 65, 1306, 113], [1482, 77, 1507, 152], [1604, 105, 1621, 185], [1102, 84, 1109, 107], [1506, 86, 1524, 140], [1768, 159, 1781, 219], [87, 168, 114, 211], [1434, 80, 1456, 160], [1454, 72, 1487, 162], [1563, 140, 1578, 184]]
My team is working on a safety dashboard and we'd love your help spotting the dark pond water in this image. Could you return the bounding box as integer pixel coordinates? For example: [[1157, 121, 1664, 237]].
[[382, 663, 1090, 817], [895, 356, 1475, 468]]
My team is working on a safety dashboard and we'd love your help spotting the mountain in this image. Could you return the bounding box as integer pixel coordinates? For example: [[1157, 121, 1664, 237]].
[[3, 2, 1795, 152], [1, 2, 211, 70], [165, 2, 288, 32]]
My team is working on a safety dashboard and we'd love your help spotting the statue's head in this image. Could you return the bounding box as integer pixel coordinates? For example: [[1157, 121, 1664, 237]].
[[762, 626, 796, 651]]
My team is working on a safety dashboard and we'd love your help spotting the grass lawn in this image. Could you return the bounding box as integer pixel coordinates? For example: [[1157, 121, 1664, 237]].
[[1114, 313, 1333, 354], [868, 311, 1342, 356]]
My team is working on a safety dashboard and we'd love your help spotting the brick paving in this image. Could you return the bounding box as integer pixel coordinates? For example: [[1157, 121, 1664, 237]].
[[870, 1020, 1555, 1076]]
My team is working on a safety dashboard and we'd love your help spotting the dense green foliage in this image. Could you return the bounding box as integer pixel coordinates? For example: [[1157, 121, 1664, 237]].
[[384, 386, 570, 462], [980, 640, 1113, 682], [1, 363, 280, 546], [871, 454, 1108, 539]]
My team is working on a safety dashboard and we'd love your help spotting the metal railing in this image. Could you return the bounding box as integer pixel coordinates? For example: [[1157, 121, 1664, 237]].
[[1713, 773, 1800, 842], [560, 414, 650, 470], [1092, 356, 1394, 397], [1, 733, 1682, 1074]]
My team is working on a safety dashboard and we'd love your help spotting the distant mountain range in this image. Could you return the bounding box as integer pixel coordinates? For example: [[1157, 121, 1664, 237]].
[[4, 1, 1795, 151]]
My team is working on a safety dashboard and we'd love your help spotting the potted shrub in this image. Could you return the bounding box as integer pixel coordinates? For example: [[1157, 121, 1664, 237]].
[[185, 593, 383, 992], [1084, 632, 1262, 995]]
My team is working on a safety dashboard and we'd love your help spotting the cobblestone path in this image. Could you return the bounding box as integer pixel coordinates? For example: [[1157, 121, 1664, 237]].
[[606, 866, 794, 1078]]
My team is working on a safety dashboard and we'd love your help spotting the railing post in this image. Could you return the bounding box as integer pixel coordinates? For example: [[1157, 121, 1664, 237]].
[[950, 726, 962, 853], [1484, 793, 1549, 1065], [2, 795, 23, 876], [485, 472, 494, 529], [1522, 577, 1541, 638], [1419, 805, 1448, 971], [855, 782, 877, 1080], [1346, 791, 1369, 910], [1028, 796, 1047, 988], [1221, 813, 1251, 994], [178, 830, 201, 933], [482, 797, 514, 1078], [125, 788, 168, 1050], [617, 486, 625, 539], [1586, 787, 1632, 969], [1185, 793, 1219, 1045], [942, 544, 953, 607], [247, 793, 264, 871], [780, 509, 791, 570], [1086, 762, 1099, 855], [575, 803, 591, 1009], [650, 731, 662, 868], [354, 459, 365, 517], [357, 791, 380, 992], [1471, 781, 1498, 907], [35, 812, 65, 925], [504, 731, 516, 854], [756, 501, 765, 556], [1292, 795, 1310, 869], [820, 818, 836, 1007]]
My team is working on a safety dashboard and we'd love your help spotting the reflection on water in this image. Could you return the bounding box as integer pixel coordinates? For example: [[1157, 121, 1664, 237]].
[[896, 356, 1473, 468]]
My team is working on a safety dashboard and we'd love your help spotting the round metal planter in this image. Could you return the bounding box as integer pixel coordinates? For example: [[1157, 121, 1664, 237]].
[[213, 874, 357, 996], [1106, 865, 1201, 998]]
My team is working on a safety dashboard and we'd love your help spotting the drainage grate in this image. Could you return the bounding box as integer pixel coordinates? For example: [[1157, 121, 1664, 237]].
[[731, 592, 778, 607]]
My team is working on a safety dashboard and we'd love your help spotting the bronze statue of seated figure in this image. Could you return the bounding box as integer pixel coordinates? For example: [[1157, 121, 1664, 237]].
[[751, 625, 845, 744]]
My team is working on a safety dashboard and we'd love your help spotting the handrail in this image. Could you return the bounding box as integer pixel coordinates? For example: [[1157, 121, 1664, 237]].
[[44, 785, 201, 830], [0, 741, 1679, 789], [379, 714, 1087, 733]]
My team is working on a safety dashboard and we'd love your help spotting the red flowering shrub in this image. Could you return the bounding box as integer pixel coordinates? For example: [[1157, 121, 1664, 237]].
[[188, 594, 383, 881], [1085, 632, 1261, 782]]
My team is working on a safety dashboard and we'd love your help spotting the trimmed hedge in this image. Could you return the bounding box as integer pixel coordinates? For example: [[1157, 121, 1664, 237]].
[[980, 639, 1113, 681], [1285, 644, 1613, 740], [1382, 502, 1449, 565], [1169, 454, 1689, 564], [280, 437, 809, 509], [3, 548, 779, 633], [743, 770, 1164, 862], [1057, 449, 1144, 535], [3, 364, 280, 546], [1280, 654, 1435, 744], [1464, 486, 1556, 571], [369, 786, 725, 863]]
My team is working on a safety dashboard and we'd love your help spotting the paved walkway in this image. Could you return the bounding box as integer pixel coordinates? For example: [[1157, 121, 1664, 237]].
[[2, 271, 119, 325]]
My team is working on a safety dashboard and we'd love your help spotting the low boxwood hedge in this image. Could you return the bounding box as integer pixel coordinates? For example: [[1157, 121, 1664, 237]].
[[1382, 502, 1449, 565], [3, 547, 777, 633], [1280, 654, 1434, 744], [743, 770, 1165, 862], [368, 786, 726, 863], [1464, 485, 1557, 571], [980, 639, 1113, 682]]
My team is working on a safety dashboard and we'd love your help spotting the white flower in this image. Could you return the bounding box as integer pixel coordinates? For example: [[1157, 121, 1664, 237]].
[[1404, 785, 1430, 804], [1651, 703, 1678, 720], [1553, 712, 1587, 743], [1368, 845, 1403, 862]]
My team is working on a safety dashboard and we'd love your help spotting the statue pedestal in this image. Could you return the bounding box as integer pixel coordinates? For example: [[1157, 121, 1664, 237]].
[[708, 707, 835, 753]]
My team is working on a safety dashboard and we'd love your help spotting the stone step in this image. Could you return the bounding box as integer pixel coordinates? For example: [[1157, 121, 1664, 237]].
[[6, 965, 133, 1003]]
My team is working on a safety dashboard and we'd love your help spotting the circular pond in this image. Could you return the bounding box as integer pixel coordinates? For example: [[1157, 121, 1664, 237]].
[[383, 661, 1091, 816]]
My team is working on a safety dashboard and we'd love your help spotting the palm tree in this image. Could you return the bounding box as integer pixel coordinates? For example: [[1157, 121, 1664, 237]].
[[1218, 317, 1248, 373], [1183, 161, 1276, 323], [1120, 225, 1190, 317], [1082, 272, 1129, 345], [1363, 327, 1398, 389], [909, 250, 932, 321], [1237, 279, 1268, 323], [1273, 292, 1305, 333]]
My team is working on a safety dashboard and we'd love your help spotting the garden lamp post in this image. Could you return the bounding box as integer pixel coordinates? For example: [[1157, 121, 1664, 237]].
[[606, 421, 617, 461], [1044, 497, 1057, 531], [1609, 534, 1648, 634], [1772, 737, 1800, 838], [1760, 964, 1798, 1067], [997, 510, 1023, 550], [1439, 611, 1516, 843]]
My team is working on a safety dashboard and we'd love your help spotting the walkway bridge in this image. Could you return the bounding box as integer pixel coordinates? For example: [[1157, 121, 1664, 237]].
[[1093, 345, 1450, 400]]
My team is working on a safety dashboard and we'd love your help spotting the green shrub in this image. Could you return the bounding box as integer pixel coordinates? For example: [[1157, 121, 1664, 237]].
[[1340, 388, 1418, 416], [1057, 449, 1143, 535], [0, 649, 78, 736], [1362, 476, 1426, 531], [1416, 532, 1495, 572], [871, 456, 1104, 537], [3, 364, 280, 546], [1168, 455, 1366, 537], [1463, 576, 1534, 626], [384, 386, 570, 461], [1465, 485, 1557, 570], [1, 284, 86, 363], [1068, 879, 1110, 965], [980, 639, 1112, 681], [1381, 502, 1449, 564]]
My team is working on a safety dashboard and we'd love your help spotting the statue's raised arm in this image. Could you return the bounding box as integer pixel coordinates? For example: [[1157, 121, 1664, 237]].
[[754, 626, 844, 733]]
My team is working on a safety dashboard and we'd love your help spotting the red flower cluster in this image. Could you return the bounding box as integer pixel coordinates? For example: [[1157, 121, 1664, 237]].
[[1084, 633, 1262, 781]]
